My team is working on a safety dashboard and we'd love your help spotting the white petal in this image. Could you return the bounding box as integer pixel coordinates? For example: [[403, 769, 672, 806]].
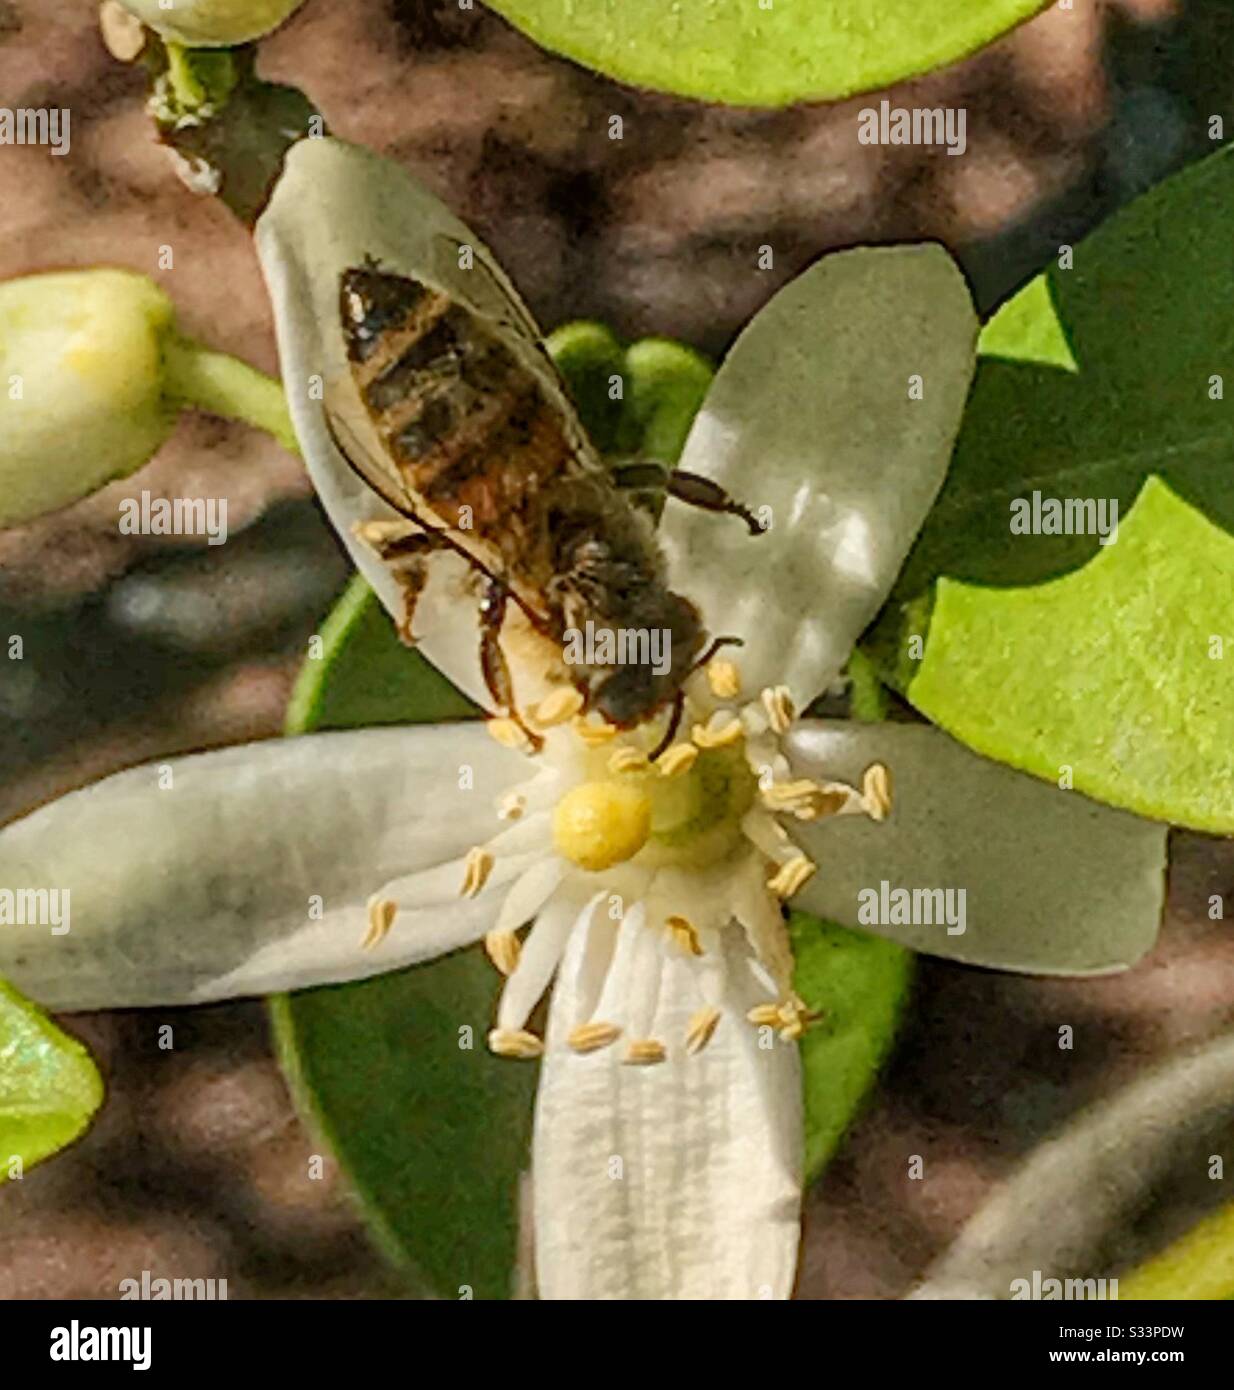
[[533, 927, 802, 1299], [255, 137, 583, 710], [785, 720, 1167, 974], [659, 245, 977, 705], [0, 724, 527, 1010]]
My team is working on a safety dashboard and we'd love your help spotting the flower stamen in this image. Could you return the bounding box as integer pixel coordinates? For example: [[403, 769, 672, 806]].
[[571, 713, 620, 745], [361, 896, 396, 950], [707, 658, 741, 701], [485, 928, 521, 977], [666, 913, 703, 956], [498, 791, 527, 821], [760, 778, 852, 821], [568, 1021, 622, 1053], [862, 762, 893, 821], [684, 1005, 722, 1055], [767, 854, 816, 898], [487, 717, 535, 752], [460, 846, 495, 898], [691, 714, 744, 750], [657, 742, 699, 778], [531, 686, 584, 729], [487, 1027, 544, 1059], [622, 1039, 667, 1066], [760, 685, 795, 735], [608, 746, 650, 776]]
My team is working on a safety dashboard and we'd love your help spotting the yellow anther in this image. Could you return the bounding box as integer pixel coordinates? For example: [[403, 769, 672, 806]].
[[657, 742, 699, 779], [761, 685, 796, 735], [352, 517, 413, 546], [608, 746, 650, 776], [776, 996, 817, 1042], [361, 897, 397, 951], [863, 762, 893, 822], [622, 1039, 667, 1066], [487, 1028, 544, 1059], [707, 658, 741, 701], [568, 1021, 622, 1053], [460, 846, 495, 898], [666, 913, 703, 957], [746, 1003, 783, 1028], [552, 780, 652, 872], [768, 854, 816, 899], [485, 929, 521, 977], [761, 778, 851, 821], [685, 1006, 722, 1055], [498, 791, 527, 821], [531, 686, 584, 729], [487, 717, 533, 752], [571, 713, 620, 745], [691, 716, 744, 750]]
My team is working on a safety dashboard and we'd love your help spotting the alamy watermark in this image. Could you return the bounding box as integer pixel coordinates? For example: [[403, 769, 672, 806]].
[[118, 491, 228, 546], [0, 887, 69, 935], [49, 1323, 151, 1371], [1010, 491, 1118, 545], [562, 620, 671, 676], [856, 881, 966, 936], [119, 1271, 228, 1301], [857, 100, 966, 157], [0, 107, 70, 156], [1011, 1270, 1118, 1300]]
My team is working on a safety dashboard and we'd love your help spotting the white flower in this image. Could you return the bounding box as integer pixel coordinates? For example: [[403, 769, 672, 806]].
[[0, 139, 1167, 1300]]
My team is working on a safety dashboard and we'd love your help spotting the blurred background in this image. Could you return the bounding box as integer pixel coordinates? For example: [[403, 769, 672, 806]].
[[1, 0, 1233, 1298]]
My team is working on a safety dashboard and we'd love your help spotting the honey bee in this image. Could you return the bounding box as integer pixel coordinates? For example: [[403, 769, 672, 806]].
[[326, 246, 761, 753]]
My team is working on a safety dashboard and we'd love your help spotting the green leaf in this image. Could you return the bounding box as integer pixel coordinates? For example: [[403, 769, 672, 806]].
[[272, 575, 535, 1300], [790, 915, 912, 1183], [484, 0, 1050, 106], [904, 480, 1234, 833], [870, 145, 1234, 832], [0, 979, 103, 1180]]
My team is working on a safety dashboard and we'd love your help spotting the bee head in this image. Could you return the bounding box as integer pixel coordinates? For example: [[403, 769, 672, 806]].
[[591, 593, 705, 729]]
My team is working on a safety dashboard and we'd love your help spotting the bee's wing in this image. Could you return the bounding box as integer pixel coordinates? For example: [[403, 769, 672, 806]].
[[423, 234, 603, 474], [321, 404, 430, 527]]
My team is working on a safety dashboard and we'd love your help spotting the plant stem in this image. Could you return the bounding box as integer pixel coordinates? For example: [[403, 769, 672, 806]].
[[164, 42, 208, 110], [1118, 1201, 1234, 1300], [163, 336, 298, 455]]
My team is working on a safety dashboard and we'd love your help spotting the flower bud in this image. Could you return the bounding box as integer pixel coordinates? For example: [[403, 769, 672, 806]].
[[118, 0, 307, 47], [0, 269, 178, 528]]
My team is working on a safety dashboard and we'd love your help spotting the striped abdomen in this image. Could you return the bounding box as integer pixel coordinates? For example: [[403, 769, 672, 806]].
[[340, 263, 583, 592]]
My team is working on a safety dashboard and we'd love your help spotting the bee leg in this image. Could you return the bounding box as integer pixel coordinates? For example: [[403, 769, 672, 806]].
[[664, 469, 765, 536], [353, 520, 448, 645], [478, 578, 544, 752], [612, 462, 764, 537]]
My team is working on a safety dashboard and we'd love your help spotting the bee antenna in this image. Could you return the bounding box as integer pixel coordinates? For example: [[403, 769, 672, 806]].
[[688, 634, 744, 677], [648, 691, 686, 763]]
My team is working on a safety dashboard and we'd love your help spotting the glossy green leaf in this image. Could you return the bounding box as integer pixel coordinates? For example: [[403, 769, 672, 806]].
[[906, 480, 1234, 832], [0, 979, 103, 1180], [790, 916, 912, 1182], [869, 145, 1234, 832], [272, 576, 535, 1300], [485, 0, 1050, 106]]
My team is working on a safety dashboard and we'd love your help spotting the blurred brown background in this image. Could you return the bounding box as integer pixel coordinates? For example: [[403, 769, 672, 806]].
[[2, 0, 1233, 1298]]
